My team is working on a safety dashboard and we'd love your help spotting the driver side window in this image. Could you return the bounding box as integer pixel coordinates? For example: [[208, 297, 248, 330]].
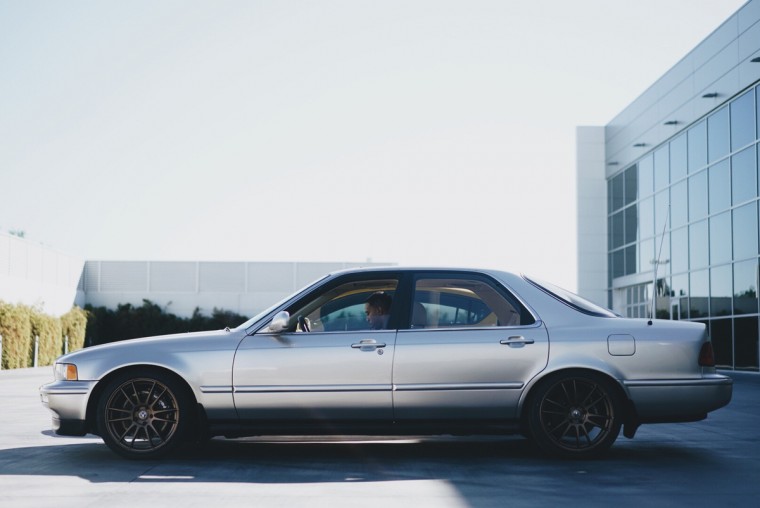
[[287, 278, 398, 333]]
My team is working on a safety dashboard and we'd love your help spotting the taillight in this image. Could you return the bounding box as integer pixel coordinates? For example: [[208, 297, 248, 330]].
[[699, 342, 716, 367]]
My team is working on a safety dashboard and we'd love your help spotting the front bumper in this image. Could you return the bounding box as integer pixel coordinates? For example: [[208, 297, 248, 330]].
[[40, 380, 98, 436], [624, 374, 733, 423]]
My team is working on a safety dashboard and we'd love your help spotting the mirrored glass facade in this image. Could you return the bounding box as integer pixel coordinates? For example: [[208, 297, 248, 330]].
[[607, 84, 760, 371]]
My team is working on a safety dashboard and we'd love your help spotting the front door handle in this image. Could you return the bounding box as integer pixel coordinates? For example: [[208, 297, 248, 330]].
[[351, 340, 387, 350], [500, 336, 535, 347]]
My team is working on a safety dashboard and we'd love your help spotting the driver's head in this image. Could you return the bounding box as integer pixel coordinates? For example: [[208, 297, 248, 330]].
[[365, 291, 392, 329]]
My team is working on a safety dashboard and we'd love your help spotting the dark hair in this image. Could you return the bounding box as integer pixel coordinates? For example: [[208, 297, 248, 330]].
[[365, 291, 392, 313]]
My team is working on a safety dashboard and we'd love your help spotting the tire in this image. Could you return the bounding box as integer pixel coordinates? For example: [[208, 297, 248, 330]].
[[527, 371, 622, 459], [96, 370, 192, 459]]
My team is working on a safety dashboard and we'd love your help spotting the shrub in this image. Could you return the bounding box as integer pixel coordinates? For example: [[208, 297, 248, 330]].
[[0, 302, 33, 369], [0, 302, 89, 369], [85, 300, 248, 346], [30, 312, 63, 367], [61, 306, 87, 353], [0, 297, 247, 368]]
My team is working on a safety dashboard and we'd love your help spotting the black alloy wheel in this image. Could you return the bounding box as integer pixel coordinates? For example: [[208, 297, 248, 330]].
[[96, 371, 191, 459], [528, 371, 622, 458]]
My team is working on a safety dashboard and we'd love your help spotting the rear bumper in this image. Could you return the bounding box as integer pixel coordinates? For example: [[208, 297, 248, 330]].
[[624, 374, 733, 423], [40, 380, 98, 436]]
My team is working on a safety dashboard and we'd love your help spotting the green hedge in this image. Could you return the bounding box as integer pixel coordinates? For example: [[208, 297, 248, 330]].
[[0, 303, 33, 369], [0, 303, 87, 370], [0, 299, 246, 369], [30, 312, 63, 367], [85, 300, 248, 346], [61, 306, 87, 352]]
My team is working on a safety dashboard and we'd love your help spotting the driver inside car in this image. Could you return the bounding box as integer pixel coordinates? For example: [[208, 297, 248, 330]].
[[364, 291, 392, 330]]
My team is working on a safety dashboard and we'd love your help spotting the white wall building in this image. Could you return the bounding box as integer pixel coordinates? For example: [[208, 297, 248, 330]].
[[0, 230, 391, 319], [0, 230, 84, 316]]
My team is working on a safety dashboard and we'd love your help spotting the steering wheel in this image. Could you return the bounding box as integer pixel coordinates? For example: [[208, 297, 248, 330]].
[[297, 315, 311, 333]]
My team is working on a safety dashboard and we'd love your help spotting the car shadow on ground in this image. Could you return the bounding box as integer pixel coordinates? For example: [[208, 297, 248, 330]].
[[0, 434, 723, 485]]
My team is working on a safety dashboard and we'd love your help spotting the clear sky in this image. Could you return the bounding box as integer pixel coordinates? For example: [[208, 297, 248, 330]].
[[0, 0, 747, 290]]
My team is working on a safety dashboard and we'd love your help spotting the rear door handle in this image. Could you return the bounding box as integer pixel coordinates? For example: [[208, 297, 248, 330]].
[[500, 336, 534, 347], [351, 340, 387, 350]]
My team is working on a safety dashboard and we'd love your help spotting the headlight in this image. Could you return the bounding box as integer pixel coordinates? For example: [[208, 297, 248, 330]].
[[54, 363, 78, 381]]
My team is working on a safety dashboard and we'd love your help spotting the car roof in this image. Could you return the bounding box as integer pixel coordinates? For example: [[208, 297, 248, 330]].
[[325, 266, 518, 278]]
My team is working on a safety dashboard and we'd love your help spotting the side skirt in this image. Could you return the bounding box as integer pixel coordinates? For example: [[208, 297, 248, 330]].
[[206, 419, 523, 439]]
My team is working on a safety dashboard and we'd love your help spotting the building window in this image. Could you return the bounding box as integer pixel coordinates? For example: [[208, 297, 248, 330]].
[[732, 146, 757, 206], [688, 120, 707, 172], [671, 180, 688, 228], [710, 319, 733, 368], [733, 259, 758, 315], [709, 212, 732, 266], [654, 146, 670, 191], [710, 264, 732, 317], [731, 89, 755, 152], [638, 155, 654, 197], [671, 227, 688, 274], [622, 283, 651, 318], [708, 107, 729, 164], [688, 170, 708, 221], [734, 317, 759, 370], [690, 220, 709, 269], [733, 203, 758, 261]]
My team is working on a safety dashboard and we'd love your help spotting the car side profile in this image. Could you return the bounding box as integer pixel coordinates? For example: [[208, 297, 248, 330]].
[[40, 267, 733, 459]]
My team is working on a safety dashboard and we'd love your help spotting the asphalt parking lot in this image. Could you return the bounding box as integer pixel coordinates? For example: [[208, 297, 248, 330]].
[[0, 367, 758, 508]]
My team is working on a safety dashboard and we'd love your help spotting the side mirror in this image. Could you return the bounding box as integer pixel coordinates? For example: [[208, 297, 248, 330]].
[[267, 311, 290, 333]]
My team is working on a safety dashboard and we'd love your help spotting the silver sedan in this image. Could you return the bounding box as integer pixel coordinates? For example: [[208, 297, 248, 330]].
[[40, 267, 732, 459]]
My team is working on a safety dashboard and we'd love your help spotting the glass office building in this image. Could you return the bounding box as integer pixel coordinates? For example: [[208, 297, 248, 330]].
[[577, 0, 760, 371]]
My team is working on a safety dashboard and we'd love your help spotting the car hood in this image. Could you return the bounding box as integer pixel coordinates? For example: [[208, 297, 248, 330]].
[[55, 329, 233, 364]]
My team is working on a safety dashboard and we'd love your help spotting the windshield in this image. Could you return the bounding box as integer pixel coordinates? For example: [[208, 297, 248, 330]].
[[525, 276, 617, 318]]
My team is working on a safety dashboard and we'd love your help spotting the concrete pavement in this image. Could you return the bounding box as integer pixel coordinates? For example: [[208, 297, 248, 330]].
[[1, 366, 758, 507]]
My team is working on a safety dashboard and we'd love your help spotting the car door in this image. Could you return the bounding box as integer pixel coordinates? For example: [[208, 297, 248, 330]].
[[233, 273, 400, 422], [392, 272, 549, 420]]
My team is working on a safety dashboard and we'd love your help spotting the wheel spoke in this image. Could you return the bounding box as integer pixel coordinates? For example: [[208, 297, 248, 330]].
[[543, 396, 568, 410], [587, 411, 611, 421], [587, 416, 610, 430], [580, 424, 593, 445], [549, 419, 571, 437], [150, 387, 169, 409], [578, 385, 597, 407], [585, 392, 609, 410], [118, 423, 137, 442], [119, 388, 136, 409], [144, 381, 156, 406], [147, 424, 164, 446], [153, 409, 177, 421], [574, 426, 581, 448], [130, 382, 140, 405], [108, 416, 133, 423]]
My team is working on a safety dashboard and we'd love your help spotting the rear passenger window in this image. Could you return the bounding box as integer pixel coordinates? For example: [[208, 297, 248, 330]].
[[411, 277, 533, 329]]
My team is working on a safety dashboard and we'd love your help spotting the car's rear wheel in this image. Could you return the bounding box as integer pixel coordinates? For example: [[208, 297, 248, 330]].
[[96, 370, 191, 459], [527, 371, 622, 458]]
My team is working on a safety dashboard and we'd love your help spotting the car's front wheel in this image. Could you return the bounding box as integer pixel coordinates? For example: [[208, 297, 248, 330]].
[[96, 370, 192, 459], [527, 371, 622, 458]]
